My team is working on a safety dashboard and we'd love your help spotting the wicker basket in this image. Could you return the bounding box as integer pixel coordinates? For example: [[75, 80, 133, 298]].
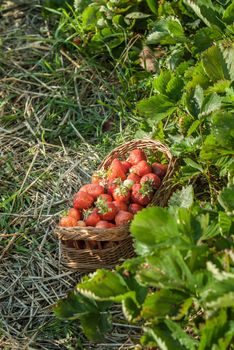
[[55, 139, 176, 272]]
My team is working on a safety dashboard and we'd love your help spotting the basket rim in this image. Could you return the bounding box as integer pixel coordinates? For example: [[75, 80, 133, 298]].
[[55, 223, 130, 241]]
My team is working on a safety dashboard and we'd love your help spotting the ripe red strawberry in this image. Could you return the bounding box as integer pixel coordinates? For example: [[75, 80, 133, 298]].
[[107, 178, 122, 196], [131, 183, 153, 206], [115, 210, 134, 226], [121, 160, 132, 173], [127, 148, 147, 165], [130, 160, 152, 177], [127, 173, 141, 184], [140, 173, 161, 189], [73, 191, 94, 210], [129, 203, 143, 214], [73, 37, 81, 45], [98, 194, 113, 202], [152, 162, 168, 179], [113, 185, 131, 202], [96, 199, 118, 221], [91, 169, 107, 185], [67, 208, 81, 221], [113, 200, 128, 212], [79, 183, 104, 199], [84, 209, 101, 227], [59, 216, 77, 227], [96, 221, 116, 228], [107, 159, 126, 181]]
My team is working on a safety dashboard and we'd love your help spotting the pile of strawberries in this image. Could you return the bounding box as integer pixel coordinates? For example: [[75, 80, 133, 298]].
[[59, 148, 167, 231]]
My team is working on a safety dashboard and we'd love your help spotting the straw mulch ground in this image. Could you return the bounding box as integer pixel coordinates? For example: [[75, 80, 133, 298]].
[[0, 1, 140, 349]]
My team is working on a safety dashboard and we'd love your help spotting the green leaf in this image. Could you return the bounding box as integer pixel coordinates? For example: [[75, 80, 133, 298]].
[[201, 262, 234, 307], [218, 212, 232, 235], [206, 80, 231, 94], [193, 27, 223, 54], [144, 323, 187, 350], [117, 269, 148, 321], [167, 19, 186, 41], [82, 5, 99, 30], [166, 46, 185, 70], [137, 95, 177, 123], [74, 0, 91, 12], [141, 290, 186, 319], [179, 165, 201, 181], [184, 158, 203, 171], [212, 111, 234, 149], [165, 319, 198, 350], [223, 42, 234, 81], [138, 247, 195, 291], [54, 291, 113, 342], [218, 185, 234, 212], [125, 12, 151, 19], [146, 0, 158, 14], [200, 221, 220, 240], [80, 312, 112, 342], [175, 297, 194, 320], [198, 309, 234, 350], [223, 1, 234, 24], [202, 45, 232, 82], [200, 93, 222, 117], [176, 208, 199, 243], [146, 17, 185, 45], [206, 292, 234, 309], [201, 110, 234, 161], [153, 71, 184, 101], [185, 85, 204, 117], [184, 0, 225, 29], [54, 291, 97, 319], [166, 75, 184, 102], [153, 71, 172, 95], [130, 207, 181, 256], [171, 135, 202, 157], [200, 135, 230, 161], [187, 120, 202, 136], [43, 0, 73, 10], [92, 28, 125, 48], [168, 185, 194, 209], [122, 296, 141, 322], [216, 320, 234, 350], [185, 62, 210, 91], [77, 269, 133, 302]]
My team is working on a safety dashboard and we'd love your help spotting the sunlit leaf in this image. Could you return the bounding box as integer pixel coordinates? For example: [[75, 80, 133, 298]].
[[141, 290, 187, 319], [169, 185, 194, 208], [77, 269, 134, 302], [165, 319, 198, 350], [130, 207, 181, 255], [137, 95, 176, 123], [218, 185, 234, 212]]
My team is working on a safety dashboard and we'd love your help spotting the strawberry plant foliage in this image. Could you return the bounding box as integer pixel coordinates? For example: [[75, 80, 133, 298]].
[[54, 186, 234, 347], [54, 291, 112, 341], [52, 0, 234, 348]]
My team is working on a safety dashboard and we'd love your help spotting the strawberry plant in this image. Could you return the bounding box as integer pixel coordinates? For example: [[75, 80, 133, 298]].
[[52, 0, 234, 348], [55, 186, 234, 348]]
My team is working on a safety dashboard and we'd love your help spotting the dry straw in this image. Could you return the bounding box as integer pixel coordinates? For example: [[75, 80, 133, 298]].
[[55, 139, 176, 271]]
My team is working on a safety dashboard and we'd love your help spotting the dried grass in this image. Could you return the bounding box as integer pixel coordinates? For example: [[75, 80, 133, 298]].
[[0, 1, 140, 349]]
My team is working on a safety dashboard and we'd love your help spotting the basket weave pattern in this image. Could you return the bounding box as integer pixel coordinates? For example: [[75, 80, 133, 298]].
[[55, 139, 176, 271]]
